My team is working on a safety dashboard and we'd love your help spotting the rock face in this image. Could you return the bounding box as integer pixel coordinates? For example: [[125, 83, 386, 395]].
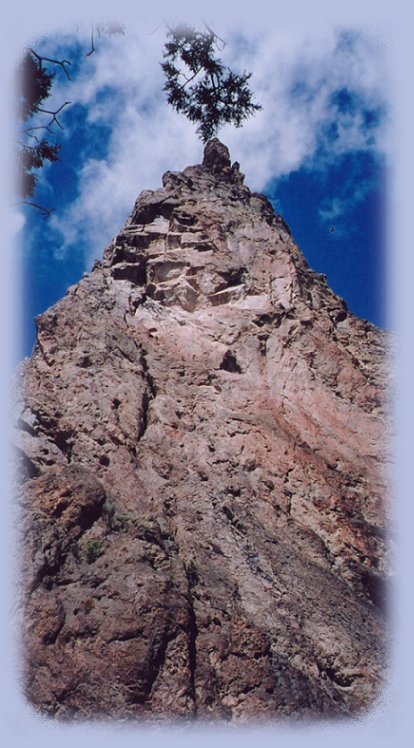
[[16, 139, 390, 722]]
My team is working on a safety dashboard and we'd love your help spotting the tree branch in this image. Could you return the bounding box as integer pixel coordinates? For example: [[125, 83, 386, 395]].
[[178, 66, 204, 90], [209, 72, 219, 93], [86, 21, 125, 56], [29, 48, 72, 80], [14, 200, 54, 218], [34, 101, 71, 130], [202, 21, 226, 50], [86, 24, 96, 57], [22, 124, 55, 137]]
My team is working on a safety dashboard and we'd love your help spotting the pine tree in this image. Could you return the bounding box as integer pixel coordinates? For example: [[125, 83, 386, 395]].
[[162, 24, 261, 142], [17, 51, 63, 208], [16, 25, 124, 215]]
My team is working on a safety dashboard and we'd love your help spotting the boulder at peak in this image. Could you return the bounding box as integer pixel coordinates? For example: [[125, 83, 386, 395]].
[[202, 138, 232, 171]]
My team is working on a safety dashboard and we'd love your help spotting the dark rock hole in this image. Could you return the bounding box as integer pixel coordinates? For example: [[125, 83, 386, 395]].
[[78, 354, 93, 368], [220, 351, 242, 374], [112, 261, 147, 286], [360, 568, 387, 613], [335, 310, 348, 323]]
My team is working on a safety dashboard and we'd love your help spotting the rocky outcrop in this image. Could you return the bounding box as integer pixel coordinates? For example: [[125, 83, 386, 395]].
[[16, 139, 390, 722]]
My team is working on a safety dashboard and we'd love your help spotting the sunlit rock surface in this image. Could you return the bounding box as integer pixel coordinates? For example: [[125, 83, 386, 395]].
[[16, 139, 391, 721]]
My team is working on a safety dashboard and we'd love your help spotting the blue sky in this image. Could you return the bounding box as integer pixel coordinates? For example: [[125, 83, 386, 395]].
[[16, 22, 389, 358]]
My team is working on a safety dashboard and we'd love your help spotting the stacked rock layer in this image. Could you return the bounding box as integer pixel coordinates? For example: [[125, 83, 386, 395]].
[[16, 140, 390, 721]]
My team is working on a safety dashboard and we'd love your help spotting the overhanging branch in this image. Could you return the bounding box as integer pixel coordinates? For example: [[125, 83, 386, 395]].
[[14, 200, 54, 218], [29, 48, 72, 80], [35, 101, 71, 130]]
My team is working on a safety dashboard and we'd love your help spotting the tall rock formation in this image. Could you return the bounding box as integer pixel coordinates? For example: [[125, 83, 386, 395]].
[[16, 140, 390, 721]]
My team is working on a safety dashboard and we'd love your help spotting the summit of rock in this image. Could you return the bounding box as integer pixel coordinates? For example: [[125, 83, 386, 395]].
[[200, 138, 243, 184], [16, 140, 390, 722], [202, 137, 231, 170]]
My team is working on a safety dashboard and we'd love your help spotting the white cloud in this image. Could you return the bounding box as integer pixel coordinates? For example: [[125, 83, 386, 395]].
[[318, 197, 350, 224], [318, 177, 379, 227], [37, 22, 388, 265], [9, 210, 26, 237], [219, 26, 388, 185], [43, 28, 201, 263]]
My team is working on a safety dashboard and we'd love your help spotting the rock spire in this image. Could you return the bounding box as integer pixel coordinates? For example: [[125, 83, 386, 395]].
[[16, 140, 390, 721]]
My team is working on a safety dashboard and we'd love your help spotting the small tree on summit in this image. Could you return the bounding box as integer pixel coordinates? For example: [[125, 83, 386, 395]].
[[162, 24, 261, 142]]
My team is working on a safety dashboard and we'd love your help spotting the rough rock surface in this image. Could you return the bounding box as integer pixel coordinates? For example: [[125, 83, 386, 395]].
[[16, 139, 390, 722]]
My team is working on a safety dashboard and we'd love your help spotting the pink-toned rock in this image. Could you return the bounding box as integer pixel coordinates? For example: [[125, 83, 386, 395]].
[[16, 139, 390, 722]]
